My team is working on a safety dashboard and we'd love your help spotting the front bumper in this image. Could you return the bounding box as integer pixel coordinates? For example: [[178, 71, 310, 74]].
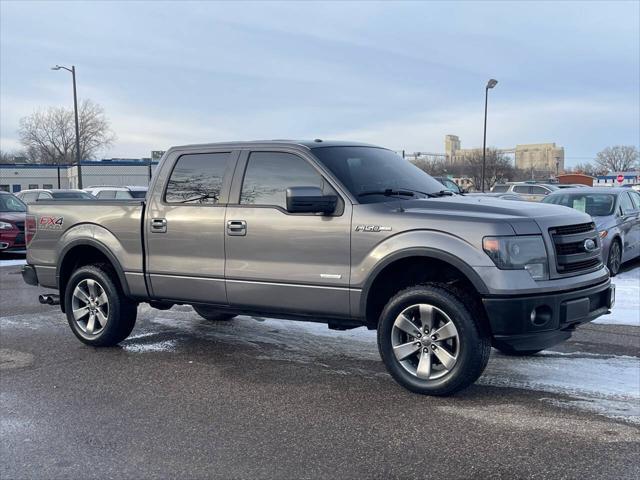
[[483, 279, 614, 353]]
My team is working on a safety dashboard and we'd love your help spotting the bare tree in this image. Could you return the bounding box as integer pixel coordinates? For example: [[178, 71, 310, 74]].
[[594, 146, 639, 173], [18, 99, 115, 164], [411, 157, 449, 176], [0, 149, 29, 164], [565, 161, 601, 176], [464, 148, 514, 191]]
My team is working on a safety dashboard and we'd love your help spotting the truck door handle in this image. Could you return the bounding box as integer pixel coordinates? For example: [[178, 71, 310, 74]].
[[151, 218, 167, 233], [227, 220, 247, 236]]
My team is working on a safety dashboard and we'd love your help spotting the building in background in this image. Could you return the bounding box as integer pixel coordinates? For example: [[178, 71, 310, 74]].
[[0, 159, 158, 193], [595, 172, 640, 187], [444, 135, 565, 175], [515, 143, 565, 175]]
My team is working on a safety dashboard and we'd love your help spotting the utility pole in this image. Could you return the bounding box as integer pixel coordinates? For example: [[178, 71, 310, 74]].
[[481, 78, 498, 192], [52, 65, 83, 188]]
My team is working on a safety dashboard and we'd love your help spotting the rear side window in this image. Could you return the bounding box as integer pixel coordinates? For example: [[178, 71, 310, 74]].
[[513, 185, 530, 194], [628, 191, 640, 210], [165, 152, 232, 204], [530, 186, 548, 195], [20, 192, 37, 203], [115, 190, 133, 199], [492, 185, 508, 193], [97, 190, 116, 199], [240, 152, 323, 209], [619, 192, 635, 214]]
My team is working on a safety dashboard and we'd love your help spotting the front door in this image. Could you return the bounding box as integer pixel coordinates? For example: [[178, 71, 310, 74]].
[[224, 150, 352, 317], [145, 150, 238, 303]]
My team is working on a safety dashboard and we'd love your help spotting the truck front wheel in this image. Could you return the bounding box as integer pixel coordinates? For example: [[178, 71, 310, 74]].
[[65, 265, 137, 346], [377, 283, 491, 396]]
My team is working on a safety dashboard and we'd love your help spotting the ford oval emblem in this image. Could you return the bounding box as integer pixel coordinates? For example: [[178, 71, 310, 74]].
[[584, 238, 597, 252]]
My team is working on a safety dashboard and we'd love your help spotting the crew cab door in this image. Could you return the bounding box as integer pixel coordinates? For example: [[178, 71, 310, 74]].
[[224, 149, 352, 316], [145, 149, 239, 303]]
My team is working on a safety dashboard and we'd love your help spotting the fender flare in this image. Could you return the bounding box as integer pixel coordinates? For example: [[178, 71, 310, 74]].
[[359, 247, 489, 319], [57, 238, 131, 297]]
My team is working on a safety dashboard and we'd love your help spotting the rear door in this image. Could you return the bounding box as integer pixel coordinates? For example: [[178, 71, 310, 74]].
[[145, 149, 239, 303], [224, 149, 352, 317]]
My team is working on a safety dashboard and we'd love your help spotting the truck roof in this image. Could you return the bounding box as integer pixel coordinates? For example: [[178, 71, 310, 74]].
[[169, 139, 381, 151]]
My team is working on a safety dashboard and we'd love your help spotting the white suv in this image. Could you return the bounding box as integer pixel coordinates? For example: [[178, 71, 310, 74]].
[[491, 183, 558, 201]]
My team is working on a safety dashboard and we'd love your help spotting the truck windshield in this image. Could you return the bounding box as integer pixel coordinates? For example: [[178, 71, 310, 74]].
[[311, 146, 447, 203]]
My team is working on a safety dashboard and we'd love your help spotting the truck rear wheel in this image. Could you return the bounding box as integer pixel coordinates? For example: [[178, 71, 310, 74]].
[[377, 283, 491, 396], [65, 265, 137, 346], [192, 305, 236, 322]]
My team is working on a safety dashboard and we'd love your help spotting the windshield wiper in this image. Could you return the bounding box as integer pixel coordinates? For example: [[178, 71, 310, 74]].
[[358, 189, 416, 198], [430, 189, 455, 197]]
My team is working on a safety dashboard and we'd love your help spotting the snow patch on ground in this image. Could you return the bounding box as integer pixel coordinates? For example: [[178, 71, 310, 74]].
[[121, 339, 177, 353], [482, 352, 640, 423], [0, 259, 26, 267], [595, 266, 639, 326]]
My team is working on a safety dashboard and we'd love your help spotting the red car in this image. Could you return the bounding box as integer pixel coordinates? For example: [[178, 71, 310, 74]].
[[0, 191, 27, 253]]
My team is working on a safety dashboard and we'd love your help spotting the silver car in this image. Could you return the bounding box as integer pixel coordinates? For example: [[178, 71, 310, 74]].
[[543, 187, 640, 275]]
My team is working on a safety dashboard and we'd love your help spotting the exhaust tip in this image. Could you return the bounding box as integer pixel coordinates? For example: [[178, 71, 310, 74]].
[[38, 294, 60, 306]]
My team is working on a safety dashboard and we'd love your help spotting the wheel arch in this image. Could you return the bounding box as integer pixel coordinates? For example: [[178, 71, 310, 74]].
[[57, 239, 130, 312], [360, 248, 489, 327]]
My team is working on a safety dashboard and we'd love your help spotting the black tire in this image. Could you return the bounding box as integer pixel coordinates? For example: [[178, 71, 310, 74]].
[[494, 346, 544, 356], [192, 305, 236, 322], [377, 283, 491, 396], [607, 239, 622, 277], [65, 264, 137, 346]]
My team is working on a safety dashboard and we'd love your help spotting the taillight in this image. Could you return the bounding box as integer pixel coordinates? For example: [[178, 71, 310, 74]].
[[25, 215, 37, 246]]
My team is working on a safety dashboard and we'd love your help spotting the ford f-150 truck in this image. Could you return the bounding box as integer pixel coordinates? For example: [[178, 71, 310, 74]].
[[22, 140, 615, 395]]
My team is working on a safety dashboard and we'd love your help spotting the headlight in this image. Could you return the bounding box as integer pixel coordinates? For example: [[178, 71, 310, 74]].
[[0, 221, 14, 230], [483, 235, 548, 280]]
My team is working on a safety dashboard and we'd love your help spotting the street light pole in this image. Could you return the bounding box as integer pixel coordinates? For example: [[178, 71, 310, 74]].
[[481, 78, 498, 192], [52, 65, 83, 188]]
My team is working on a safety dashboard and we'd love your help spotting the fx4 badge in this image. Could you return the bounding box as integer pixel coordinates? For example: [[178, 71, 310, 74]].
[[355, 225, 392, 232], [39, 216, 64, 229]]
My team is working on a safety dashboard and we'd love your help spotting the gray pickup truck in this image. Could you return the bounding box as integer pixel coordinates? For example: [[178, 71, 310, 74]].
[[22, 140, 615, 395]]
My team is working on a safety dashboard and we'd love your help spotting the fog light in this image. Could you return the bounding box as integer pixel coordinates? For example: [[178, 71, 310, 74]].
[[530, 305, 553, 327]]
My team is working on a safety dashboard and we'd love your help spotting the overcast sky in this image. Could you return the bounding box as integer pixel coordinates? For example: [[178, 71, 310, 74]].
[[1, 1, 638, 166]]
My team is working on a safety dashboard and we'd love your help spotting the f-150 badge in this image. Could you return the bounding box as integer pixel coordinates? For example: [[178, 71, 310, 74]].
[[355, 225, 392, 232]]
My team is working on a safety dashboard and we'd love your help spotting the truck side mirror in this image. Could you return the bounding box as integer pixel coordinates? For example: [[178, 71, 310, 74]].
[[286, 186, 337, 215]]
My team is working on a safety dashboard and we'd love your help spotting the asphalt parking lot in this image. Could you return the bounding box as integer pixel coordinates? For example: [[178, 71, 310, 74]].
[[1, 257, 639, 480]]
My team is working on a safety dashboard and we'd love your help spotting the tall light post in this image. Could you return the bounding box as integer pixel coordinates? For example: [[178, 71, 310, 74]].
[[51, 65, 82, 188], [481, 78, 498, 192]]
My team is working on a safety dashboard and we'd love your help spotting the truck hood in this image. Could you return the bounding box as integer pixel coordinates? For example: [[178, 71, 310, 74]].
[[398, 195, 592, 234]]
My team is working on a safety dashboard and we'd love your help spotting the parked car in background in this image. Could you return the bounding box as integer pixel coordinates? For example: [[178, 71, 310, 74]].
[[466, 192, 526, 201], [84, 186, 134, 200], [0, 191, 27, 253], [543, 187, 640, 276], [491, 182, 559, 201], [555, 184, 587, 189], [16, 189, 96, 204], [432, 177, 464, 194], [84, 185, 148, 199]]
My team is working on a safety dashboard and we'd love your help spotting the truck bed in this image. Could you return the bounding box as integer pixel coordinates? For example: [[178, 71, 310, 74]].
[[26, 200, 146, 290]]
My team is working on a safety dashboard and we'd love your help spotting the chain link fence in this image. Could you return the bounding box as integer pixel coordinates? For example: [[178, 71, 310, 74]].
[[0, 161, 159, 193]]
